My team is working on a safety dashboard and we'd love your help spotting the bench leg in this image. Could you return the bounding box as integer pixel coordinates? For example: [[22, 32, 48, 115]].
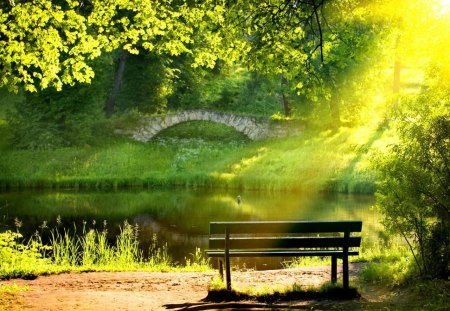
[[343, 232, 350, 290], [225, 227, 231, 291], [331, 255, 337, 284], [343, 255, 349, 290], [225, 256, 231, 291], [218, 258, 224, 280]]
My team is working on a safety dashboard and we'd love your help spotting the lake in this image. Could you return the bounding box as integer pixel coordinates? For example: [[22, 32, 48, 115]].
[[0, 189, 381, 267]]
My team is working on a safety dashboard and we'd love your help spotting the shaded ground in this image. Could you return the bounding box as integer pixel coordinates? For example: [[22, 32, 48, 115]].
[[0, 264, 424, 310]]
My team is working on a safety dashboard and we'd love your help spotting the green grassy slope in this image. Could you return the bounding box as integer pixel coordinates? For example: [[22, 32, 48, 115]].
[[0, 117, 392, 193]]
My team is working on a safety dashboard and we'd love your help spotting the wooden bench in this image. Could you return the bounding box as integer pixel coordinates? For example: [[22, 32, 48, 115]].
[[205, 220, 362, 290]]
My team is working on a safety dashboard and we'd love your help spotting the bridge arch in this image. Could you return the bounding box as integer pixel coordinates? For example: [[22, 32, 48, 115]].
[[132, 110, 269, 142], [129, 110, 304, 142]]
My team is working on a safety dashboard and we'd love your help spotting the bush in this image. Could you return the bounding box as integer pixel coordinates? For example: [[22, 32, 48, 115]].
[[0, 231, 51, 279], [374, 72, 450, 279]]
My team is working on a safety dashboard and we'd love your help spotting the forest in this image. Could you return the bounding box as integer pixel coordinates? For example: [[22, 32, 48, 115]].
[[0, 0, 449, 309]]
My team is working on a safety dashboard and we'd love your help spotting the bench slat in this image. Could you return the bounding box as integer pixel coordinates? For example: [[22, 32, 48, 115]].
[[209, 236, 361, 249], [210, 221, 362, 235], [205, 249, 360, 257]]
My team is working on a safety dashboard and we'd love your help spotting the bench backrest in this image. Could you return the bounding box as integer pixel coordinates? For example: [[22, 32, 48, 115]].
[[209, 220, 362, 250]]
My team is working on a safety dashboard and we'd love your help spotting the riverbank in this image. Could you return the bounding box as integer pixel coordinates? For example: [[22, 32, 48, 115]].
[[0, 120, 387, 194]]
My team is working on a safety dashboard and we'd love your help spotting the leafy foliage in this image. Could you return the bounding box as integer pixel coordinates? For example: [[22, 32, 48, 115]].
[[7, 56, 113, 149], [0, 0, 391, 128], [374, 71, 450, 279], [195, 0, 388, 123], [0, 0, 202, 92], [114, 52, 176, 114], [169, 61, 283, 115], [0, 230, 51, 279]]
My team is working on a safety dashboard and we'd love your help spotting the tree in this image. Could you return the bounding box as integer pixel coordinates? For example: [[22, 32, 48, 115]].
[[105, 48, 129, 117], [114, 51, 177, 114], [0, 0, 201, 92], [374, 70, 450, 279], [0, 0, 395, 125], [194, 0, 387, 124], [372, 0, 450, 279], [7, 55, 114, 149], [1, 0, 100, 92]]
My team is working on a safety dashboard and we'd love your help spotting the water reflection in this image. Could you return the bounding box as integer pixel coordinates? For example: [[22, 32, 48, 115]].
[[0, 189, 379, 264]]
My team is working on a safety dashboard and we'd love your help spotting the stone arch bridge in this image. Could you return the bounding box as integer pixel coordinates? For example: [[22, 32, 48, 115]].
[[129, 110, 303, 142]]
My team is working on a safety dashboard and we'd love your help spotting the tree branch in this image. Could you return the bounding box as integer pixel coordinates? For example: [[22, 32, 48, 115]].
[[312, 0, 324, 62], [400, 230, 423, 276]]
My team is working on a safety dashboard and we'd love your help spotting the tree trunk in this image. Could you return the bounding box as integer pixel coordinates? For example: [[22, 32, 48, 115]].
[[329, 92, 342, 127], [280, 75, 291, 117], [105, 48, 129, 118], [392, 60, 401, 107]]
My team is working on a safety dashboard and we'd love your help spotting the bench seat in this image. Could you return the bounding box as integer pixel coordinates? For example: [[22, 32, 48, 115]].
[[206, 249, 359, 257]]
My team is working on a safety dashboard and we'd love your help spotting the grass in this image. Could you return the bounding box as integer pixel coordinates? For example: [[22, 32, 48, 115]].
[[203, 277, 450, 310], [280, 241, 415, 288], [205, 243, 449, 310], [0, 120, 391, 193], [0, 221, 212, 280], [206, 281, 360, 303], [411, 279, 450, 311], [0, 284, 30, 293]]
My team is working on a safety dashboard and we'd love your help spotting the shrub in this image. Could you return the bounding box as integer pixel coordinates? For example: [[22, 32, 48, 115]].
[[0, 231, 51, 279], [374, 72, 450, 279]]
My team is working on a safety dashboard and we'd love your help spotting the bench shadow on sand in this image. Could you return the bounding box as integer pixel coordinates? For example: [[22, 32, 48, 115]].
[[164, 286, 362, 310]]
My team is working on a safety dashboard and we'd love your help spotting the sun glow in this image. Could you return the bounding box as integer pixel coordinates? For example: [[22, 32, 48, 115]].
[[378, 0, 450, 70], [435, 0, 450, 15]]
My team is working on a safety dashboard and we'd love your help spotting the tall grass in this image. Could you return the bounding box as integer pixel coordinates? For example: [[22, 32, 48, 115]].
[[114, 221, 142, 268], [0, 221, 211, 280], [357, 240, 415, 287], [147, 234, 171, 268], [51, 227, 80, 266]]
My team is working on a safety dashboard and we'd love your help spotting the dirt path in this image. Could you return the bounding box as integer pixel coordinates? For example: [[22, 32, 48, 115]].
[[1, 271, 215, 311], [0, 264, 396, 310]]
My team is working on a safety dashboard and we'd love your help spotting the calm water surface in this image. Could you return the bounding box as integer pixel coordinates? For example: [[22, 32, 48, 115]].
[[0, 189, 381, 266]]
